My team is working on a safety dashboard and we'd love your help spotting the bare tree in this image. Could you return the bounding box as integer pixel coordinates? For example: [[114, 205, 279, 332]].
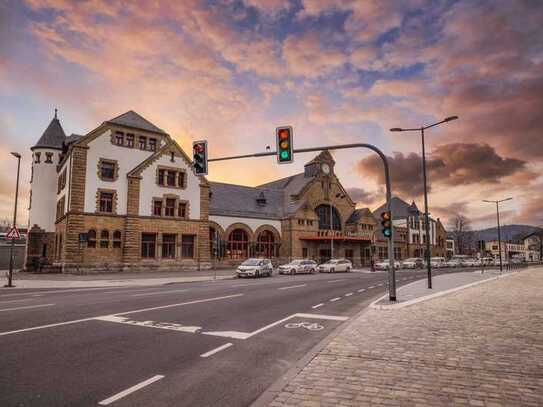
[[448, 214, 474, 255]]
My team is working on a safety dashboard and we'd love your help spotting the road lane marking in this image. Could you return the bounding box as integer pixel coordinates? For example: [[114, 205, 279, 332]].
[[357, 288, 366, 292], [330, 297, 340, 302], [98, 375, 165, 405], [345, 293, 353, 297], [0, 294, 244, 337], [278, 284, 306, 290], [131, 289, 188, 297], [368, 286, 375, 289], [0, 304, 54, 312], [94, 315, 202, 333], [0, 299, 34, 305], [200, 343, 233, 358], [327, 279, 344, 283], [311, 303, 324, 309], [202, 313, 349, 340], [113, 294, 244, 317]]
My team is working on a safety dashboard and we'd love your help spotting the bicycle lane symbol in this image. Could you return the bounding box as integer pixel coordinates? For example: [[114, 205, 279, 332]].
[[284, 321, 324, 331]]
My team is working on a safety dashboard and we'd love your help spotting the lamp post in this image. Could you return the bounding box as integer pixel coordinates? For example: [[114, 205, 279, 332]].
[[483, 197, 512, 272], [390, 115, 459, 289], [330, 193, 345, 259], [5, 152, 21, 288]]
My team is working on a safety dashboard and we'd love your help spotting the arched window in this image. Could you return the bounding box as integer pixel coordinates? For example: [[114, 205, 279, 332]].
[[315, 204, 341, 231], [113, 230, 122, 248], [256, 230, 275, 258], [100, 230, 109, 248], [87, 230, 96, 248], [227, 228, 249, 259]]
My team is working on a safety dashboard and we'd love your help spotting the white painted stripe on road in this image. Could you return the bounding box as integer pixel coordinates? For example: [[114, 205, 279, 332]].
[[131, 289, 188, 297], [113, 294, 244, 317], [0, 304, 54, 312], [357, 288, 366, 293], [201, 330, 250, 339], [0, 294, 244, 337], [295, 313, 349, 321], [345, 293, 353, 296], [94, 315, 202, 333], [0, 299, 34, 305], [327, 279, 344, 283], [278, 284, 306, 290], [368, 286, 375, 289], [98, 375, 164, 405], [311, 303, 324, 309], [330, 297, 340, 302], [200, 343, 233, 358]]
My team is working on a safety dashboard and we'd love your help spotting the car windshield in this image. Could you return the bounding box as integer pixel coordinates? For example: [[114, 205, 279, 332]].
[[241, 259, 261, 266], [325, 260, 339, 264], [289, 260, 304, 265]]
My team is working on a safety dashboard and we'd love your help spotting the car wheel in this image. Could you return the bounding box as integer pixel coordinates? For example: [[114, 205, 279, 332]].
[[290, 269, 296, 275], [255, 270, 260, 278], [310, 268, 316, 274], [330, 268, 335, 273], [346, 267, 351, 272]]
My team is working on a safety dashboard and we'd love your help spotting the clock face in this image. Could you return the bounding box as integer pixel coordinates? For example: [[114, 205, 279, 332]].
[[321, 163, 331, 175]]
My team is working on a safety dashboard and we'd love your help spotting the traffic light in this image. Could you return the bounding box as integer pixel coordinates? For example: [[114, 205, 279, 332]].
[[276, 126, 293, 164], [381, 211, 392, 238], [193, 140, 208, 176]]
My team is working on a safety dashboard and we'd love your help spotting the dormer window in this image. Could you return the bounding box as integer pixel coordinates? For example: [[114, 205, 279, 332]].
[[126, 134, 134, 148], [149, 138, 157, 152], [256, 192, 267, 206], [115, 131, 124, 146], [139, 136, 147, 150]]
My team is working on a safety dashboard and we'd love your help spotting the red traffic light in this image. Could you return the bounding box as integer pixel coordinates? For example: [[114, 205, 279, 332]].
[[381, 211, 391, 221]]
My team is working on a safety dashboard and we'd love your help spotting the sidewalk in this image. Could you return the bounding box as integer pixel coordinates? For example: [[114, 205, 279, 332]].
[[266, 267, 543, 407], [0, 269, 236, 289]]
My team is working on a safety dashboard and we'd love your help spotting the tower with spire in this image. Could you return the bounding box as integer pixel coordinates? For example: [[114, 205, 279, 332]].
[[27, 110, 67, 266]]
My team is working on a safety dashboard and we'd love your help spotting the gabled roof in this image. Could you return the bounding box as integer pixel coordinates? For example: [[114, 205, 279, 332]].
[[258, 172, 312, 198], [209, 182, 285, 219], [106, 110, 167, 135], [373, 197, 421, 220], [32, 116, 67, 150], [64, 134, 83, 145], [127, 139, 196, 178], [346, 208, 375, 224], [305, 150, 335, 166]]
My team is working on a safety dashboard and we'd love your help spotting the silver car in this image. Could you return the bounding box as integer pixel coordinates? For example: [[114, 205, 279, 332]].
[[278, 259, 318, 275], [236, 258, 273, 278], [318, 259, 352, 273]]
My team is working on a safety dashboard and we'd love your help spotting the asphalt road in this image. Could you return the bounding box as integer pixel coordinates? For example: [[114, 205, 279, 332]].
[[0, 267, 470, 407]]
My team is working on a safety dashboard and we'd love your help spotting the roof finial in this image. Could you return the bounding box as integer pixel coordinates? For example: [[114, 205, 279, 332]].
[[54, 108, 58, 119]]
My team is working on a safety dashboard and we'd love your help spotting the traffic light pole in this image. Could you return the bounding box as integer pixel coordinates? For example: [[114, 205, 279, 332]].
[[209, 142, 397, 301]]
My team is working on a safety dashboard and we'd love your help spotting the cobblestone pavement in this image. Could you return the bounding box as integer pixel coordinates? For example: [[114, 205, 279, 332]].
[[269, 268, 543, 407]]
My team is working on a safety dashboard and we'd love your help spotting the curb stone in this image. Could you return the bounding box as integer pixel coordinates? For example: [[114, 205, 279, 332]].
[[370, 270, 519, 310]]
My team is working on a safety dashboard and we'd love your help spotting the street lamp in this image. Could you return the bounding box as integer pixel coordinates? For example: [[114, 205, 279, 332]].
[[330, 193, 345, 259], [390, 115, 459, 289], [483, 197, 512, 272], [5, 152, 21, 288]]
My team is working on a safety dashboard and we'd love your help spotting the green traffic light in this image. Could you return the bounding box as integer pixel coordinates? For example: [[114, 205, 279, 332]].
[[383, 229, 391, 237], [280, 151, 289, 160]]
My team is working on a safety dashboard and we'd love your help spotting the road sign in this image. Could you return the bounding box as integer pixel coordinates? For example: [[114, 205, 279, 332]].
[[6, 226, 20, 240]]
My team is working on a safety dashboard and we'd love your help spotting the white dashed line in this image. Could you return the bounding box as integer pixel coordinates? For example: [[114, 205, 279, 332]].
[[327, 279, 345, 283], [311, 303, 324, 309], [357, 288, 366, 293], [0, 299, 34, 305], [368, 286, 375, 289], [345, 293, 353, 297], [278, 284, 307, 290], [98, 375, 165, 405], [330, 297, 341, 302], [0, 304, 54, 312], [132, 289, 188, 297], [200, 343, 233, 358]]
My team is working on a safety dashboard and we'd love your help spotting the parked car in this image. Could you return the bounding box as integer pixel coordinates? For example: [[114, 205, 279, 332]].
[[445, 259, 462, 268], [430, 257, 446, 268], [278, 259, 318, 275], [462, 258, 480, 267], [375, 259, 401, 270], [236, 258, 273, 278], [401, 258, 423, 269], [481, 257, 494, 266], [318, 259, 352, 273]]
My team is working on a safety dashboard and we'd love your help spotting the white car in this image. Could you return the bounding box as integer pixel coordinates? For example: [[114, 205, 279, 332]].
[[236, 258, 273, 278], [462, 258, 479, 267], [430, 257, 446, 268], [401, 258, 423, 269], [278, 259, 318, 275], [318, 259, 352, 273], [375, 259, 401, 270], [445, 259, 462, 268]]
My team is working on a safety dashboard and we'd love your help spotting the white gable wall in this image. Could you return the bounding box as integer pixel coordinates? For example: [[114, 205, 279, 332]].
[[84, 130, 152, 215], [139, 154, 201, 219]]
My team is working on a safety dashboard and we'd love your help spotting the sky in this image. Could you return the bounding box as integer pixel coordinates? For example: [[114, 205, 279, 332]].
[[1, 0, 542, 230]]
